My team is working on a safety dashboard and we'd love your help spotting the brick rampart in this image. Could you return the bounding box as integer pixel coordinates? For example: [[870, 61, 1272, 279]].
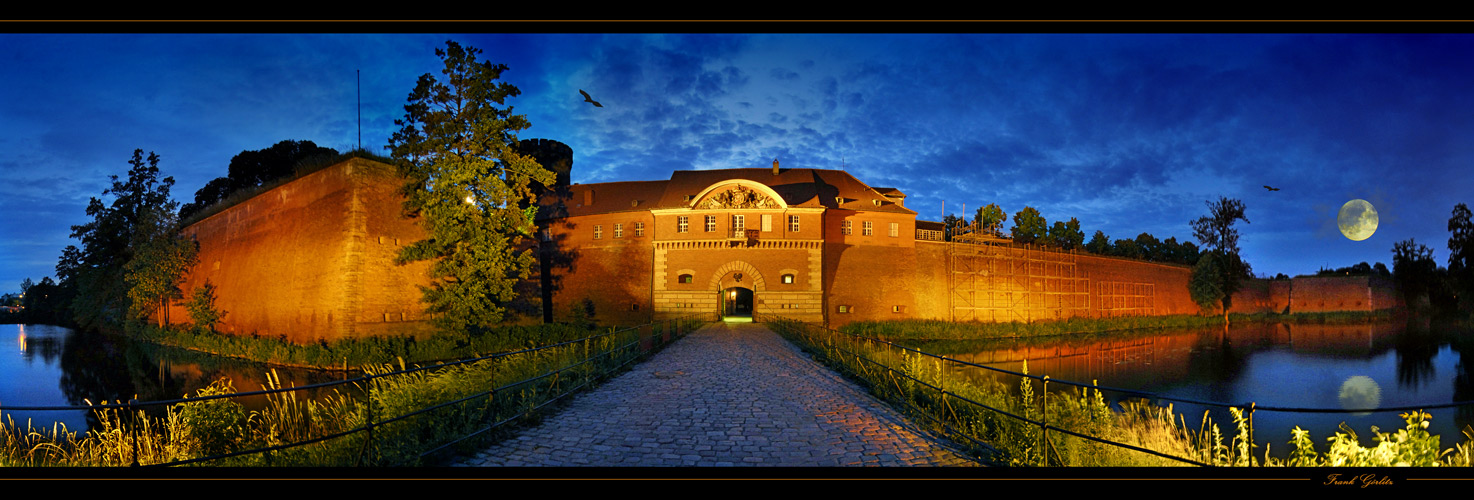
[[167, 159, 436, 343]]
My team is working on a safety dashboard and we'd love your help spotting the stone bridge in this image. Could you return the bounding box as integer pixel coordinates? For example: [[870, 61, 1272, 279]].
[[451, 321, 978, 468]]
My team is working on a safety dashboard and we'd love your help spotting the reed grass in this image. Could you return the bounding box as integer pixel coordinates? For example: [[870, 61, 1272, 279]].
[[0, 317, 708, 466], [768, 315, 1474, 467]]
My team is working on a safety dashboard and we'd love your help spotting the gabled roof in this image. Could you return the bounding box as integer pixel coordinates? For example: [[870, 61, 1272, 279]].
[[558, 167, 916, 217]]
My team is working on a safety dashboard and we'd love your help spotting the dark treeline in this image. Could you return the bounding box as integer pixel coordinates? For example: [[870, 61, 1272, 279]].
[[939, 203, 1202, 265]]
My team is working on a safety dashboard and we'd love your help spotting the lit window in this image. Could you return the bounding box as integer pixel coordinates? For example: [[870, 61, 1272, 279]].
[[678, 216, 689, 233], [863, 221, 873, 236], [615, 223, 623, 238], [838, 305, 851, 313], [782, 274, 795, 284], [732, 214, 745, 237], [594, 225, 602, 239], [892, 305, 905, 313], [678, 274, 693, 284], [635, 222, 644, 237], [789, 215, 800, 232], [889, 222, 898, 237], [761, 214, 772, 232], [705, 215, 716, 232], [842, 220, 852, 235]]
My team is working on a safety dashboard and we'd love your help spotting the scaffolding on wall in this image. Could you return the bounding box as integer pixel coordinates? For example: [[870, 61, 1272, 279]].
[[1095, 281, 1156, 317], [946, 237, 1090, 323]]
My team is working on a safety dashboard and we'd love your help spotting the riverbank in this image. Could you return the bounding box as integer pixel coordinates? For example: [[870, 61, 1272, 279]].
[[840, 310, 1401, 341]]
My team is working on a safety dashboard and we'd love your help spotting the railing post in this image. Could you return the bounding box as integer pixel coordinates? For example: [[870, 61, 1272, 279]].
[[129, 398, 140, 467], [1040, 376, 1050, 467]]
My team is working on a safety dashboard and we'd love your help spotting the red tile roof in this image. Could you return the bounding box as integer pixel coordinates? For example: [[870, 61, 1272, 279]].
[[559, 168, 916, 217]]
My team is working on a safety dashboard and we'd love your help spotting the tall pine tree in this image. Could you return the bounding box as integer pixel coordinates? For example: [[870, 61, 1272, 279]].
[[388, 41, 555, 333]]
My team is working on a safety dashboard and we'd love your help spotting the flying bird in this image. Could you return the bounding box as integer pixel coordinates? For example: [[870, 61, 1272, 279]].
[[1263, 185, 1280, 192], [579, 89, 603, 108]]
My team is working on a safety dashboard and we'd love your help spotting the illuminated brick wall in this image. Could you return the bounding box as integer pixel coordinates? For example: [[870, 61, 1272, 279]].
[[167, 158, 436, 344]]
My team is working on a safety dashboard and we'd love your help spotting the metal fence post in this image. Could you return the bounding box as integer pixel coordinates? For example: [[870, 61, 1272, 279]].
[[1248, 401, 1256, 467], [1040, 376, 1050, 467], [129, 398, 140, 467]]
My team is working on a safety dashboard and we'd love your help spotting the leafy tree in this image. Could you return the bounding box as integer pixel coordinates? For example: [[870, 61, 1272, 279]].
[[1393, 238, 1439, 310], [1049, 217, 1085, 250], [1010, 206, 1048, 245], [124, 204, 197, 325], [1112, 238, 1143, 259], [67, 150, 178, 330], [1086, 230, 1111, 255], [1449, 203, 1473, 312], [974, 203, 1007, 237], [1135, 232, 1163, 261], [187, 281, 222, 333], [1190, 197, 1251, 317], [388, 41, 555, 333], [180, 140, 339, 221], [942, 213, 968, 241], [1189, 253, 1225, 316]]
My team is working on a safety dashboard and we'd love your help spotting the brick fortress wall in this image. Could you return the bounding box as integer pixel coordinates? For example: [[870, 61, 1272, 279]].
[[168, 158, 436, 344]]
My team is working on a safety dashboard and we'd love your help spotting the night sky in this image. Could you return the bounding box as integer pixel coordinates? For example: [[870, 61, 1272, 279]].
[[4, 31, 1472, 294]]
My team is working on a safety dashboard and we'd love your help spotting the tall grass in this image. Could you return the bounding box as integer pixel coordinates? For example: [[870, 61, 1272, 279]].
[[767, 315, 1473, 467], [0, 316, 710, 466]]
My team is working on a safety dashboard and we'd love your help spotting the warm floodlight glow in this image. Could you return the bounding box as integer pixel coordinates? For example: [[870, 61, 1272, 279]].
[[464, 195, 476, 205]]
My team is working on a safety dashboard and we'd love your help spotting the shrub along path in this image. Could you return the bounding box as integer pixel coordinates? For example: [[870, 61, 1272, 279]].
[[452, 321, 979, 467]]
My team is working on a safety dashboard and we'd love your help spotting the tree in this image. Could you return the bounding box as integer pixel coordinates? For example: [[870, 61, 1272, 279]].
[[1049, 217, 1085, 250], [974, 203, 1007, 237], [1086, 230, 1111, 255], [1190, 197, 1251, 320], [180, 140, 340, 221], [1010, 206, 1048, 245], [124, 204, 197, 325], [388, 41, 555, 333], [1112, 238, 1143, 259], [67, 150, 179, 330], [942, 213, 968, 241], [1393, 238, 1439, 310], [1135, 232, 1163, 261], [1449, 203, 1473, 312], [1189, 253, 1225, 316]]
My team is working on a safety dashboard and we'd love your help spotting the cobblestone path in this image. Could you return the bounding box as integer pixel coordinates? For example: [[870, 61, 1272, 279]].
[[451, 321, 979, 467]]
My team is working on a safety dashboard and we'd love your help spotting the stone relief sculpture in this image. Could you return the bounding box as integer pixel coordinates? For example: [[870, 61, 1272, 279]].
[[702, 185, 777, 209]]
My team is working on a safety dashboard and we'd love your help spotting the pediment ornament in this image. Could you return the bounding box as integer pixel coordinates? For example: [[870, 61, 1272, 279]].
[[703, 185, 777, 209]]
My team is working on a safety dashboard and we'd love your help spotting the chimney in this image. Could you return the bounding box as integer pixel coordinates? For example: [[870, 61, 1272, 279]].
[[772, 158, 779, 175]]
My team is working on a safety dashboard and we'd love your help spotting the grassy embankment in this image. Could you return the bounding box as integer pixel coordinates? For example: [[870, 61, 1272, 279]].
[[0, 317, 709, 466], [767, 315, 1473, 467]]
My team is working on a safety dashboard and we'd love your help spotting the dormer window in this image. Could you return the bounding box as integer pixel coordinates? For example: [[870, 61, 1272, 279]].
[[872, 199, 882, 207]]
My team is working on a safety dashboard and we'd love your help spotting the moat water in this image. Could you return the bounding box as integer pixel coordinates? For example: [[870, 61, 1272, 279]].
[[0, 324, 348, 434], [904, 320, 1474, 460]]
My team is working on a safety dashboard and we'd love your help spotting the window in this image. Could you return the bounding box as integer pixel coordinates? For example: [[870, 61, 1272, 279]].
[[678, 274, 694, 284], [761, 214, 772, 232], [594, 225, 602, 239], [892, 305, 906, 313], [842, 220, 852, 235], [863, 221, 873, 236], [889, 222, 898, 237], [838, 305, 851, 313], [732, 214, 745, 237], [782, 274, 795, 284], [705, 215, 716, 232], [678, 216, 689, 233], [614, 223, 623, 238], [635, 222, 644, 237], [789, 215, 800, 233]]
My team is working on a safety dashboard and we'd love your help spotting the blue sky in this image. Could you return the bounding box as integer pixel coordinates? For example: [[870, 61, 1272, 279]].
[[3, 30, 1472, 293]]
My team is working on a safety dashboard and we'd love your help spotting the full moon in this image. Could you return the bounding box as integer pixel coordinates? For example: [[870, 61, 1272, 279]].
[[1338, 199, 1379, 241]]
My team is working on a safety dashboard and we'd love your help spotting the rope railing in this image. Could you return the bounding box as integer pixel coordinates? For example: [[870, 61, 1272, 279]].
[[756, 313, 1474, 467], [0, 312, 716, 467]]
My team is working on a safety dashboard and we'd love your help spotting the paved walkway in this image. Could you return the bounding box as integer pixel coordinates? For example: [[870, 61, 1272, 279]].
[[452, 321, 979, 467]]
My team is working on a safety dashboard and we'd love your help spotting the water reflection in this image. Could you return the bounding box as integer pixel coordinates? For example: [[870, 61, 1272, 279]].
[[913, 320, 1474, 458], [2, 324, 348, 434]]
